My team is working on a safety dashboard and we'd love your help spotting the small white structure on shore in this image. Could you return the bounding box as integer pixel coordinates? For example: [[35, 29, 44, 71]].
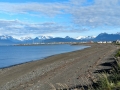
[[107, 41, 112, 43], [102, 41, 107, 43], [97, 41, 102, 43], [116, 40, 120, 43], [97, 41, 112, 43]]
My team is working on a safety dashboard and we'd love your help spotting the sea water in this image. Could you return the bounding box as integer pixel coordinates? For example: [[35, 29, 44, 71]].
[[0, 44, 89, 68]]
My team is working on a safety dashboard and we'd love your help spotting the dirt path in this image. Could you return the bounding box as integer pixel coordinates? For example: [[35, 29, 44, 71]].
[[0, 44, 118, 90]]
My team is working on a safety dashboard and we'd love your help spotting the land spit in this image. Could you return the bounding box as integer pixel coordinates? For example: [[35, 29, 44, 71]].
[[0, 43, 119, 90]]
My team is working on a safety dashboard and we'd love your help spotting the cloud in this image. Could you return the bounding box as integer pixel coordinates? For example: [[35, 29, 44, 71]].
[[0, 0, 120, 37], [0, 19, 84, 37], [68, 0, 120, 27], [0, 0, 120, 27], [0, 2, 68, 16]]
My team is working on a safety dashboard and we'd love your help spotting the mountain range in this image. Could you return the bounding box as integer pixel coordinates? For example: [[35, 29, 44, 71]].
[[0, 33, 120, 45]]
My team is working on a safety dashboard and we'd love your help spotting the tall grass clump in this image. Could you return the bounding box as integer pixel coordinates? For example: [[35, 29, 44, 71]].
[[94, 71, 120, 89], [96, 49, 120, 90], [115, 49, 120, 57], [97, 73, 112, 90]]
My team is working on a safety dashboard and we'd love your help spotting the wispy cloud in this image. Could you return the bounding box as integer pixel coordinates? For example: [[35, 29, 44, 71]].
[[0, 2, 68, 16]]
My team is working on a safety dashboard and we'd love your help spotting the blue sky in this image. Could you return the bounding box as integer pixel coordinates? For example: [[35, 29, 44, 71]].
[[0, 0, 120, 39]]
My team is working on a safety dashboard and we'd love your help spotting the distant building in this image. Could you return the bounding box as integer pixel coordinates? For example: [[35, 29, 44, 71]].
[[102, 41, 107, 43], [97, 41, 102, 43], [88, 41, 94, 43], [116, 40, 120, 43], [107, 41, 112, 43], [97, 41, 112, 43]]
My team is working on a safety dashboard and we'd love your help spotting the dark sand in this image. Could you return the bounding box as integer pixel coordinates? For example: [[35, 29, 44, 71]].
[[0, 43, 119, 90]]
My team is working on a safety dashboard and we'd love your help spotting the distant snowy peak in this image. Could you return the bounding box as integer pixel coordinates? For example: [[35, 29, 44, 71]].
[[19, 37, 33, 41], [76, 36, 86, 40], [116, 32, 120, 35], [76, 36, 96, 40], [65, 36, 72, 39], [99, 33, 108, 36], [16, 36, 53, 41], [85, 36, 96, 39], [0, 35, 14, 40], [37, 36, 53, 40]]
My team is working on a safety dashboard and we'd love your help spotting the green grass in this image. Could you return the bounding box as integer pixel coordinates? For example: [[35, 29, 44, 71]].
[[115, 50, 120, 57], [97, 72, 120, 90]]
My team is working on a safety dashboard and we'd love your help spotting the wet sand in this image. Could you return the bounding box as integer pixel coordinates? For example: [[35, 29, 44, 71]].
[[0, 43, 119, 90]]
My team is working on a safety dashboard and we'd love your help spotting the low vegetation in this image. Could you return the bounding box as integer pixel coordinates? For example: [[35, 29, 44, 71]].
[[92, 48, 120, 90], [96, 61, 120, 90], [115, 49, 120, 57]]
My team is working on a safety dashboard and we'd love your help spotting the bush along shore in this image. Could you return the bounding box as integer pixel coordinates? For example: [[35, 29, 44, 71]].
[[51, 46, 120, 90]]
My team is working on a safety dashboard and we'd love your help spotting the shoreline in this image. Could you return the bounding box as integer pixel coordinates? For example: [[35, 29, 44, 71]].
[[0, 43, 119, 90], [0, 44, 90, 69]]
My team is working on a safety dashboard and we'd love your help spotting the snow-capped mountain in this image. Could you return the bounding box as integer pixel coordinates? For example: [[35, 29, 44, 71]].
[[1, 33, 120, 45], [116, 32, 120, 35], [19, 37, 33, 41], [18, 36, 53, 41], [75, 36, 86, 40], [0, 35, 14, 40], [65, 36, 74, 39], [37, 36, 53, 40], [0, 35, 20, 45], [0, 35, 97, 45], [76, 36, 96, 40], [94, 33, 120, 41], [83, 36, 96, 39]]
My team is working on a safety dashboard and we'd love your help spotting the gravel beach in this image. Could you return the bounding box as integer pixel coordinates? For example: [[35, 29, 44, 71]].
[[0, 43, 119, 90]]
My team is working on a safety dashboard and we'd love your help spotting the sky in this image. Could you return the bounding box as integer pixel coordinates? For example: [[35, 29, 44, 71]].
[[0, 0, 120, 39]]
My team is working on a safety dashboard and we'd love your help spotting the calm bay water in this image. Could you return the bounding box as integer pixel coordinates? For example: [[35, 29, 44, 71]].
[[0, 44, 89, 68]]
